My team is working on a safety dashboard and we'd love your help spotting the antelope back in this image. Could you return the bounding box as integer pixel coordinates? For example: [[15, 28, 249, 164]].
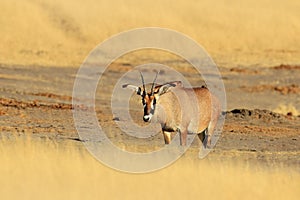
[[154, 86, 213, 133]]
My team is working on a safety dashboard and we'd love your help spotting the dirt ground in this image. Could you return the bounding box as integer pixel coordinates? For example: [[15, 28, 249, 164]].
[[0, 63, 299, 170]]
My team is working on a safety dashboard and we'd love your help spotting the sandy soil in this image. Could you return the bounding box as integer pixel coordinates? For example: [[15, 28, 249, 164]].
[[0, 63, 299, 169]]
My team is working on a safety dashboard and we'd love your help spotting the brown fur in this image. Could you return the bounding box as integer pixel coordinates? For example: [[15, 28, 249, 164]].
[[123, 81, 221, 147], [152, 85, 220, 147]]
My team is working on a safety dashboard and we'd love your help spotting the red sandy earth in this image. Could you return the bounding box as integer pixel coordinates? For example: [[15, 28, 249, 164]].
[[0, 64, 299, 168]]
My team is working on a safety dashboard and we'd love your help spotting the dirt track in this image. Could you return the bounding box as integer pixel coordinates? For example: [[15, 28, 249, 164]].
[[0, 64, 299, 169]]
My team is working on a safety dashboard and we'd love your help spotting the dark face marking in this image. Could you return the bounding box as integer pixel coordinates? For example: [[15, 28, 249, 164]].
[[141, 93, 157, 122]]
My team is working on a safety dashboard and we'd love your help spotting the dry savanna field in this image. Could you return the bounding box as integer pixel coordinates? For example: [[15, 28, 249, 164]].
[[0, 0, 300, 200]]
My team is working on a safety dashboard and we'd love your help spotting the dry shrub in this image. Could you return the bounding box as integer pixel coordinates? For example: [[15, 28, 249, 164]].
[[273, 103, 300, 116]]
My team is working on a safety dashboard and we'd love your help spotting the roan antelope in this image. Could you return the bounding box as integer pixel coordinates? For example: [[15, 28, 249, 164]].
[[122, 71, 220, 148]]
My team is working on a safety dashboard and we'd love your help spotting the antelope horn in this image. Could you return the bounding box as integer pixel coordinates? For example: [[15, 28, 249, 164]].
[[151, 70, 160, 95], [139, 71, 146, 93]]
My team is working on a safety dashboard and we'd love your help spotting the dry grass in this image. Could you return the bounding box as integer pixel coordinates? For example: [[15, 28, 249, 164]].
[[273, 103, 300, 116], [0, 135, 299, 200], [0, 0, 300, 67]]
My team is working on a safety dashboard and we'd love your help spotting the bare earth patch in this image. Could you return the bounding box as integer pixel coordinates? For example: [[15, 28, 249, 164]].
[[273, 64, 300, 70], [0, 64, 299, 169], [240, 84, 300, 95]]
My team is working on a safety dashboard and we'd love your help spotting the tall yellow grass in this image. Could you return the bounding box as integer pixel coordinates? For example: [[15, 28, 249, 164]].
[[0, 0, 300, 67], [0, 135, 299, 200]]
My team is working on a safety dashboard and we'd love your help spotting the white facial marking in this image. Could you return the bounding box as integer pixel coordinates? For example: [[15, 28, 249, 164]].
[[143, 114, 153, 121], [151, 100, 155, 109]]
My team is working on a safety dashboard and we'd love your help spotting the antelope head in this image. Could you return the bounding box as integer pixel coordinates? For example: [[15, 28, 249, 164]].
[[122, 71, 181, 122]]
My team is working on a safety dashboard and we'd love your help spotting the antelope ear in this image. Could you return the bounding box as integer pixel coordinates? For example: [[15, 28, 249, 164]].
[[155, 81, 182, 95], [156, 83, 177, 95], [122, 84, 142, 95], [167, 81, 182, 87]]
